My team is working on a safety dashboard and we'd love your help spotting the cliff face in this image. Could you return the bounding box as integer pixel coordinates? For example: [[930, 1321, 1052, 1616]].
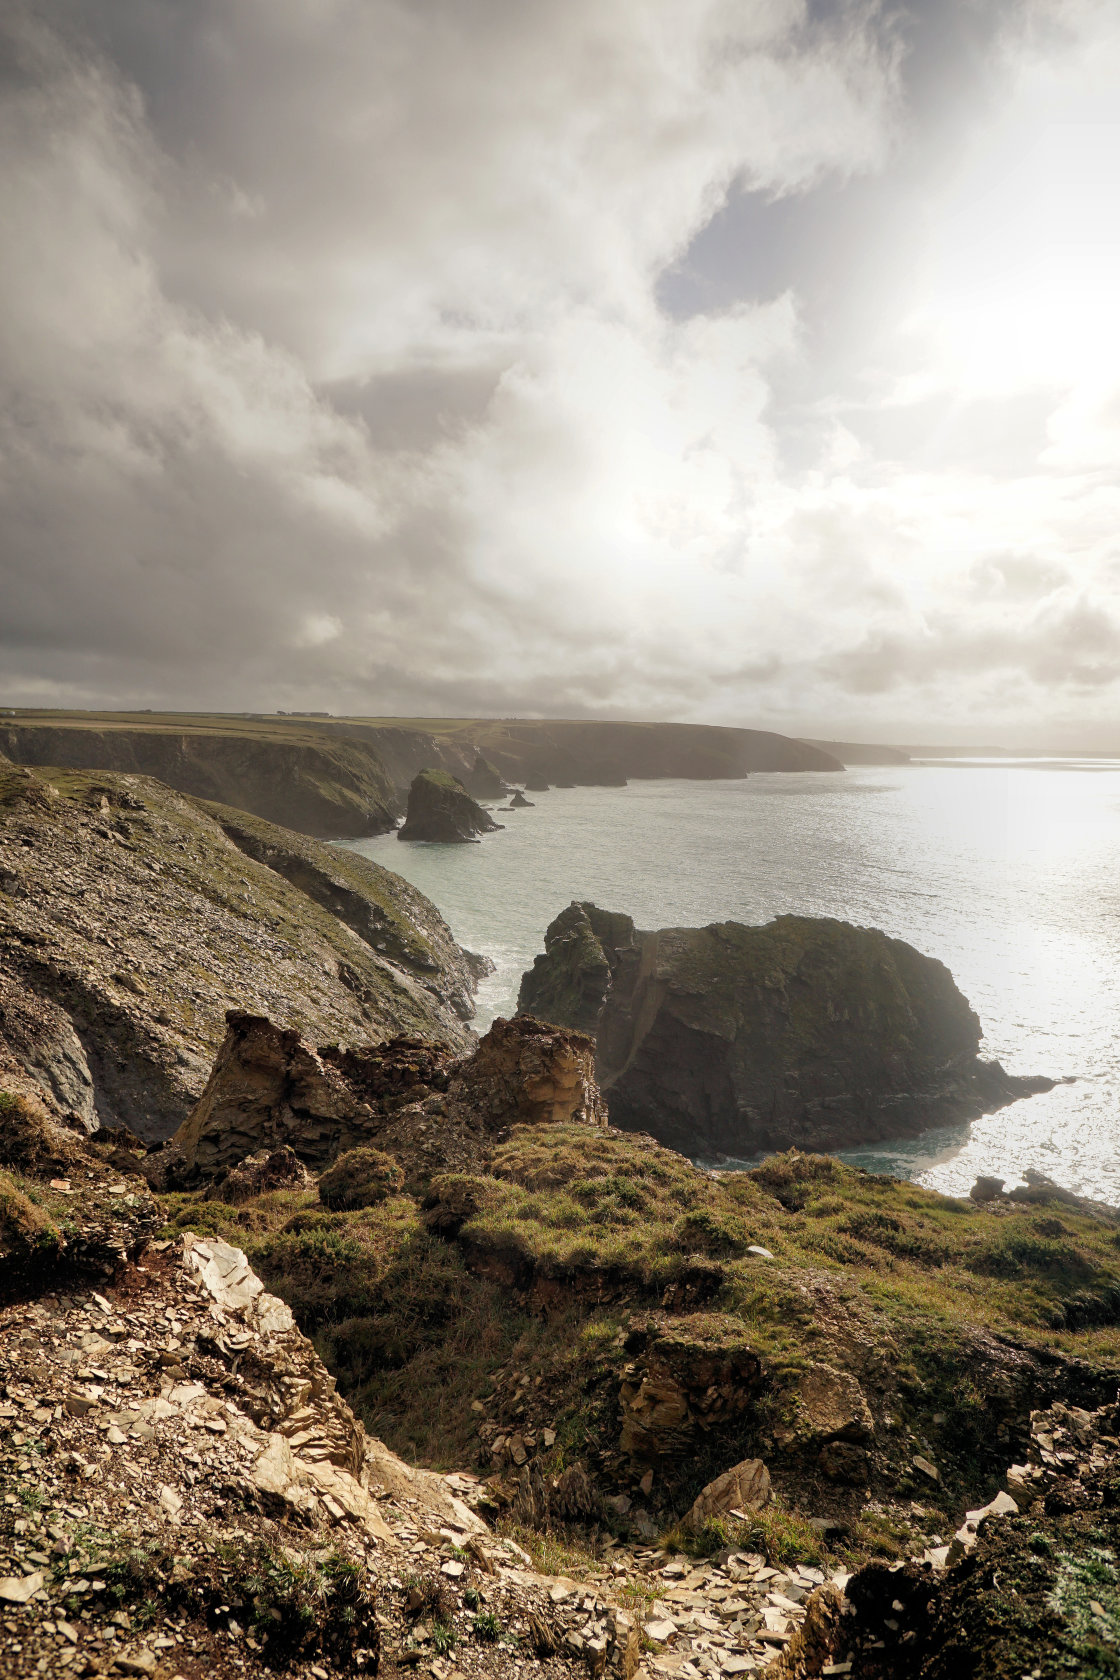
[[0, 765, 478, 1141], [1, 720, 397, 838], [519, 903, 1049, 1156], [377, 717, 844, 785], [2, 713, 841, 840], [397, 769, 502, 842]]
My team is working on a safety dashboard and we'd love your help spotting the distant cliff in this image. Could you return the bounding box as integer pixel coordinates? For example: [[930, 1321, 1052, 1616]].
[[1, 719, 397, 839], [1, 711, 841, 839], [801, 738, 911, 766], [519, 902, 1050, 1157]]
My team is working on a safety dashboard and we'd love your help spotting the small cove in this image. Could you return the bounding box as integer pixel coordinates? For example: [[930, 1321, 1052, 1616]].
[[344, 760, 1120, 1205]]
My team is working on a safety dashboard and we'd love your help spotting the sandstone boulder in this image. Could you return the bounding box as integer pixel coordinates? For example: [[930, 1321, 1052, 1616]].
[[450, 1014, 605, 1130], [683, 1457, 771, 1530], [519, 902, 1052, 1156], [794, 1363, 875, 1443], [397, 769, 502, 843]]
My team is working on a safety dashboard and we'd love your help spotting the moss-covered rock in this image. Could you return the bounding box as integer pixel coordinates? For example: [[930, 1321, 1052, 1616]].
[[397, 770, 503, 843], [320, 1146, 405, 1210], [519, 904, 1052, 1157]]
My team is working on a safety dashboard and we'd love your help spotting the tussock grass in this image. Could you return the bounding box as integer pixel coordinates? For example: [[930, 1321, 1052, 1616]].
[[160, 1140, 1120, 1534]]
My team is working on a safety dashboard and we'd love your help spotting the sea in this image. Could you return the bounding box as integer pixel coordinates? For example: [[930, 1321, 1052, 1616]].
[[343, 760, 1120, 1207]]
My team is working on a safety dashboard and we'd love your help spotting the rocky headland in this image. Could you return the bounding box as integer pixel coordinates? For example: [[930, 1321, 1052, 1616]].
[[1, 712, 843, 840], [517, 904, 1051, 1158], [2, 758, 1117, 1680], [397, 770, 504, 843], [0, 763, 478, 1141]]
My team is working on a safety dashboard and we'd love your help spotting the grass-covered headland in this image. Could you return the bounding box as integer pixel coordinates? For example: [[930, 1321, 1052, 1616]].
[[157, 1124, 1120, 1570]]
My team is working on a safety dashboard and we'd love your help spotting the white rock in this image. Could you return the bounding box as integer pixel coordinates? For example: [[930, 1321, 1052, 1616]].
[[0, 1573, 43, 1603]]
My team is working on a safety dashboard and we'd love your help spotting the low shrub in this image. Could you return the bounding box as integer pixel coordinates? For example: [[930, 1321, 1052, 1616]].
[[319, 1146, 404, 1211]]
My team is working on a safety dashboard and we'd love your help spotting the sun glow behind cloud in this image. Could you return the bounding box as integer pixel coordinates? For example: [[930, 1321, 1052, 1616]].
[[908, 4, 1120, 403]]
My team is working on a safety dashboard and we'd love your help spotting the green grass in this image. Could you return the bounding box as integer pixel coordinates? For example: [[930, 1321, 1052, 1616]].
[[161, 1140, 1120, 1546]]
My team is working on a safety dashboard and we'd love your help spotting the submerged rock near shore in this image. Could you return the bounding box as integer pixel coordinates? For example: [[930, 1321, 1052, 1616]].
[[519, 903, 1051, 1156], [397, 768, 504, 843]]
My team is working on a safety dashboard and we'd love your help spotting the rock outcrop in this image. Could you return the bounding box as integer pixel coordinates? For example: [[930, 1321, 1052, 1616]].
[[519, 903, 1052, 1156], [0, 1099, 640, 1680], [464, 752, 507, 798], [397, 769, 503, 843], [173, 1011, 605, 1181], [0, 765, 478, 1140]]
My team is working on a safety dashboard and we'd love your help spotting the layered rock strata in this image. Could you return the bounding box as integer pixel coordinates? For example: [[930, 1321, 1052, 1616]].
[[0, 765, 478, 1140], [519, 903, 1052, 1156], [173, 1011, 605, 1182]]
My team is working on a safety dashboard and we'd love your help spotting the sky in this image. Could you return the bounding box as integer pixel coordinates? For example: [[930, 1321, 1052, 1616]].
[[2, 0, 1119, 744]]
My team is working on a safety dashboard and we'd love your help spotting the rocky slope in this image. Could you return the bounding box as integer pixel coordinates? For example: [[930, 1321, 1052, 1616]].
[[6, 1001, 1120, 1679], [518, 904, 1050, 1157], [768, 1396, 1120, 1680], [398, 771, 503, 843], [0, 1093, 641, 1680], [0, 765, 478, 1141]]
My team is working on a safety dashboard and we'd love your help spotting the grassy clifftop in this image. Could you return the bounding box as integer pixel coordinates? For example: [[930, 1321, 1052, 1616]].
[[159, 1122, 1120, 1570], [1, 714, 398, 838]]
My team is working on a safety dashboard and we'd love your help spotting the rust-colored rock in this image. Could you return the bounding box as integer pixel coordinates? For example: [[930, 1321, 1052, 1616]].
[[449, 1014, 606, 1130], [174, 1011, 604, 1181]]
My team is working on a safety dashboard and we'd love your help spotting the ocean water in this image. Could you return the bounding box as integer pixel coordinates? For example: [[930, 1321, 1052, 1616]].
[[343, 761, 1120, 1205]]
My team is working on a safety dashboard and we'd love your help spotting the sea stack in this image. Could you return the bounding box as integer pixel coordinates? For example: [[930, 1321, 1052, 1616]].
[[465, 752, 506, 799], [519, 903, 1052, 1156], [397, 768, 503, 843]]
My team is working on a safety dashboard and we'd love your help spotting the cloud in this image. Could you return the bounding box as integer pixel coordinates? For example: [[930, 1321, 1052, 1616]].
[[0, 0, 1119, 741]]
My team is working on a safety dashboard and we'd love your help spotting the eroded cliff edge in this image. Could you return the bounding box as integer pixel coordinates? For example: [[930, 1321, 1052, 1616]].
[[518, 903, 1052, 1157], [0, 764, 479, 1140]]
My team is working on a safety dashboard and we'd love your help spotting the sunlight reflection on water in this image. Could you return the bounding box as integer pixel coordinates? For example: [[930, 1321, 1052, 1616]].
[[343, 761, 1120, 1205]]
